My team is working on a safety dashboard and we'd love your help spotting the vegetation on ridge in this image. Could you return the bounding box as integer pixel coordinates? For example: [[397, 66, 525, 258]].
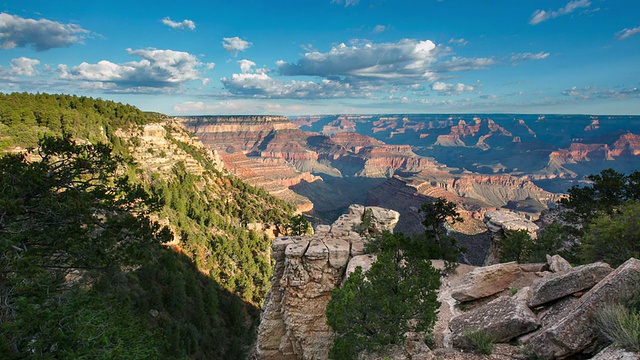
[[0, 92, 297, 359]]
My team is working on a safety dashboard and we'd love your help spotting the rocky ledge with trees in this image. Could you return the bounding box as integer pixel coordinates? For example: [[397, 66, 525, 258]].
[[255, 168, 640, 360]]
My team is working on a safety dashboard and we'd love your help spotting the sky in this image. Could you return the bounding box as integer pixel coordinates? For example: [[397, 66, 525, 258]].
[[0, 0, 639, 116]]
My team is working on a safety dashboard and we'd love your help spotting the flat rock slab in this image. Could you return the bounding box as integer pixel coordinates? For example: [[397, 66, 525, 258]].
[[450, 296, 539, 346], [528, 262, 613, 307], [484, 210, 539, 238], [451, 262, 522, 302], [324, 238, 350, 268], [524, 258, 640, 359], [285, 241, 310, 258], [305, 239, 329, 260]]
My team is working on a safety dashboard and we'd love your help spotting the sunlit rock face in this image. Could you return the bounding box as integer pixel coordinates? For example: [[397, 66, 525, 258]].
[[255, 205, 398, 360]]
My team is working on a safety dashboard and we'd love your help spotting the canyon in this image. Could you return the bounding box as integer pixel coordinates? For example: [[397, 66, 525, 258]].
[[178, 114, 640, 234]]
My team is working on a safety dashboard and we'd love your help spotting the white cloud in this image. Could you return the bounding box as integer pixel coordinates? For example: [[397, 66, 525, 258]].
[[173, 100, 309, 115], [238, 59, 256, 74], [509, 51, 550, 64], [10, 57, 40, 76], [529, 0, 592, 25], [448, 38, 468, 45], [221, 72, 366, 99], [278, 39, 441, 82], [431, 81, 475, 95], [562, 85, 640, 100], [161, 17, 196, 30], [331, 0, 360, 7], [0, 12, 89, 51], [222, 36, 252, 55], [59, 48, 213, 92], [616, 27, 640, 40], [372, 25, 386, 33], [436, 56, 495, 72]]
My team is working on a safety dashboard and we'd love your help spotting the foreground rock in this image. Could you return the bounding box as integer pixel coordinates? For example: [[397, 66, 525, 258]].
[[591, 345, 640, 360], [450, 296, 539, 346], [255, 205, 399, 360], [524, 258, 640, 358], [450, 262, 522, 302], [528, 262, 613, 307]]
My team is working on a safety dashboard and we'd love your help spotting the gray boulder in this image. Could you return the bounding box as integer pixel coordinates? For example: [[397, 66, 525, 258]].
[[547, 254, 572, 273], [450, 296, 539, 346], [524, 258, 640, 359], [591, 345, 640, 360], [528, 262, 613, 307], [451, 262, 521, 302]]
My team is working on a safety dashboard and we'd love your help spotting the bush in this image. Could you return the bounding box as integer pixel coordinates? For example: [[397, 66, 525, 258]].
[[462, 330, 494, 355], [581, 201, 640, 267], [593, 303, 640, 352]]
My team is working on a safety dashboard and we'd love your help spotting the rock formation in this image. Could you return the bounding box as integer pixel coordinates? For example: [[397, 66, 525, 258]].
[[255, 205, 399, 360], [483, 209, 539, 265], [256, 203, 640, 360]]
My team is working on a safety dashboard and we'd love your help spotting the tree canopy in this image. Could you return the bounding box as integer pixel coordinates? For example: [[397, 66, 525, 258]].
[[326, 231, 441, 360]]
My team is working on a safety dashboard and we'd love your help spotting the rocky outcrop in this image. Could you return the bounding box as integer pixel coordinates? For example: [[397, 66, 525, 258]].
[[255, 205, 400, 360], [484, 209, 539, 265]]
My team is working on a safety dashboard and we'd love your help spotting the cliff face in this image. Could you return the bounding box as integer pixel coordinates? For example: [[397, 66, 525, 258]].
[[177, 116, 317, 212], [256, 205, 399, 360]]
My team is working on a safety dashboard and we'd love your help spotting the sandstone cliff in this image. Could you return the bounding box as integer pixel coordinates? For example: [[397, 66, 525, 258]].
[[255, 205, 399, 360]]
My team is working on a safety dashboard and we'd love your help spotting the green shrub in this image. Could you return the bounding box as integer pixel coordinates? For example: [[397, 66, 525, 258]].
[[462, 330, 494, 355], [593, 303, 640, 352]]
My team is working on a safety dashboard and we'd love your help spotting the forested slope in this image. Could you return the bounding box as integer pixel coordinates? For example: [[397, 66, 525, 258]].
[[0, 92, 295, 359]]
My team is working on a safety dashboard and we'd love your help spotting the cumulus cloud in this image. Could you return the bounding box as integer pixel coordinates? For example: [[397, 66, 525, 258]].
[[436, 56, 495, 72], [222, 37, 252, 56], [10, 57, 40, 76], [221, 60, 371, 99], [372, 25, 386, 33], [509, 51, 550, 64], [278, 39, 442, 82], [161, 17, 196, 30], [0, 12, 90, 51], [221, 72, 365, 99], [529, 0, 592, 25], [616, 27, 640, 40], [59, 48, 214, 92], [431, 81, 475, 95], [238, 59, 257, 74]]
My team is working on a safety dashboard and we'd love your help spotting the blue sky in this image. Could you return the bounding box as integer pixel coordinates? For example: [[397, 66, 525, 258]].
[[1, 0, 639, 115]]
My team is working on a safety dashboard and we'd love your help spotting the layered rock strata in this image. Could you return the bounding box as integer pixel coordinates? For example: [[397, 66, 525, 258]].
[[255, 205, 399, 360]]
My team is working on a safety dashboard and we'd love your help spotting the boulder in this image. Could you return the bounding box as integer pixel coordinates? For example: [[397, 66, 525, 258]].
[[591, 345, 640, 360], [367, 206, 401, 234], [450, 296, 539, 346], [524, 258, 640, 359], [451, 262, 522, 302], [344, 254, 376, 280], [528, 262, 613, 307], [547, 254, 572, 273]]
